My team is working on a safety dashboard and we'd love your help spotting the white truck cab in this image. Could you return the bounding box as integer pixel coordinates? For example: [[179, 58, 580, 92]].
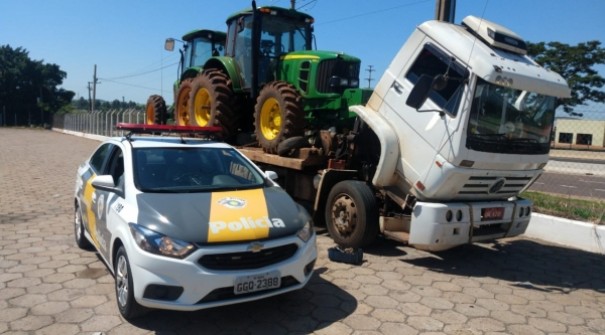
[[351, 16, 570, 251]]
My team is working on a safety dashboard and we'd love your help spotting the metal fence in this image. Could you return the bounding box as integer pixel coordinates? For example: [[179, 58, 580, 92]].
[[52, 109, 145, 137]]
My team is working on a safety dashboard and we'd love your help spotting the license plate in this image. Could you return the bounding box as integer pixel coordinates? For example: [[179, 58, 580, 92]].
[[481, 207, 504, 221], [234, 271, 281, 295]]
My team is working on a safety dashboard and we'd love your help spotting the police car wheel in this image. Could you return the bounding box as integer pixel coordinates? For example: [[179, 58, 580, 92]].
[[74, 205, 92, 250], [115, 246, 146, 319]]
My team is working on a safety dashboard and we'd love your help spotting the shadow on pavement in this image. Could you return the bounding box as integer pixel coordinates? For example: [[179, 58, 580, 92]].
[[401, 238, 605, 293], [127, 267, 357, 334]]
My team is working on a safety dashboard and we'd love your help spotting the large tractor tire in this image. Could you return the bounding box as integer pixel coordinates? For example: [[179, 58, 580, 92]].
[[175, 78, 193, 126], [188, 70, 238, 138], [325, 180, 379, 248], [145, 95, 167, 125], [254, 81, 304, 154]]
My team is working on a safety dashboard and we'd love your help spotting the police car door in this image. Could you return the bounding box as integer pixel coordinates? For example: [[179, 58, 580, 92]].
[[91, 145, 124, 261]]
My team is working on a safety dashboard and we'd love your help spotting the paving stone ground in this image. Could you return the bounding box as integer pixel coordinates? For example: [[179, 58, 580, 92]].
[[1, 127, 605, 335]]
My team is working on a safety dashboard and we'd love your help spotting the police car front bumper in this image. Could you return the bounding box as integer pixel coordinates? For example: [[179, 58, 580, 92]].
[[127, 233, 317, 311]]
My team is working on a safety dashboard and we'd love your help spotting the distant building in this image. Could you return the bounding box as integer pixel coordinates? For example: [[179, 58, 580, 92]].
[[554, 118, 605, 149]]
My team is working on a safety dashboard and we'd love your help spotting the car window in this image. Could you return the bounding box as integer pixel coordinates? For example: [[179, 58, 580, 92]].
[[107, 148, 125, 186], [133, 147, 266, 192], [89, 143, 113, 174]]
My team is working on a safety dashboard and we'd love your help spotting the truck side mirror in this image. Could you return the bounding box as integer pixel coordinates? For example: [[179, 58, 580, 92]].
[[406, 74, 434, 109], [165, 38, 175, 52]]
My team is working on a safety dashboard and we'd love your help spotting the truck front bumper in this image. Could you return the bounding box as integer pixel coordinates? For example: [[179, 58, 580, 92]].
[[409, 198, 532, 251]]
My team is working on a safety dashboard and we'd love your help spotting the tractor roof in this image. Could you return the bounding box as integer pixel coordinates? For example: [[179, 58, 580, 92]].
[[182, 29, 227, 43], [226, 6, 314, 24]]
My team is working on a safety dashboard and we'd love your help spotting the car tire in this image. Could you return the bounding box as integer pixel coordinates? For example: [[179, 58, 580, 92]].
[[74, 204, 92, 250], [115, 246, 147, 320]]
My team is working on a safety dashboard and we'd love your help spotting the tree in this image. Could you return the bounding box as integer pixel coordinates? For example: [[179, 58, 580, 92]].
[[527, 40, 605, 115], [0, 45, 74, 126]]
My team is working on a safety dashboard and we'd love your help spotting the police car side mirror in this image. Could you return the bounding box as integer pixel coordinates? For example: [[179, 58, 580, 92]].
[[92, 175, 124, 197], [265, 170, 279, 181]]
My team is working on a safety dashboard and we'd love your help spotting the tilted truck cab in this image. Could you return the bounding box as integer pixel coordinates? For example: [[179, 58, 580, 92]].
[[351, 16, 570, 250]]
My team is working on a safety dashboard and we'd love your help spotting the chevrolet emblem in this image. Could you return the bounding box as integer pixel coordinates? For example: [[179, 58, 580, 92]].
[[248, 242, 264, 253]]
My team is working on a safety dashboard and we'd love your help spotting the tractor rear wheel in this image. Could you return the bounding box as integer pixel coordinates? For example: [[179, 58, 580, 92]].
[[145, 95, 167, 125], [188, 70, 238, 138], [175, 78, 193, 126], [254, 81, 304, 154]]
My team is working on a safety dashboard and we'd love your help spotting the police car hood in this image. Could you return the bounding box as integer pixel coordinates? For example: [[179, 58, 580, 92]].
[[135, 186, 308, 244]]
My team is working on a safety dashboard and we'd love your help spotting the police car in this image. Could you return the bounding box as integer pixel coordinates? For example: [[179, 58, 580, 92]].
[[74, 123, 317, 319]]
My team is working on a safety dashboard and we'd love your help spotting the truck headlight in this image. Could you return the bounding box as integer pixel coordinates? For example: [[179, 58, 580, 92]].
[[296, 220, 314, 243], [129, 223, 196, 259]]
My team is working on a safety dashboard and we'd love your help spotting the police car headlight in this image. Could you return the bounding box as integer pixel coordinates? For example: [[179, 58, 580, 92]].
[[129, 223, 196, 259], [296, 220, 314, 243]]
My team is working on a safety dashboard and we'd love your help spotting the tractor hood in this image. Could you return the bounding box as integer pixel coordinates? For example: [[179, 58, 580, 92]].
[[135, 186, 310, 244], [281, 50, 362, 63]]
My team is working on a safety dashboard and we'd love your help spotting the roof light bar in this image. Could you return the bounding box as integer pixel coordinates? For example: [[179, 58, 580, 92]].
[[116, 123, 222, 135]]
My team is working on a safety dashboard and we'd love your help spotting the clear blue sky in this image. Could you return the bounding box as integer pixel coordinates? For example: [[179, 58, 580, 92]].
[[2, 0, 604, 111]]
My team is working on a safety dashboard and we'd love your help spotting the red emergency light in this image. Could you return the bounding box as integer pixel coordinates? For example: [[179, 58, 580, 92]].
[[116, 123, 222, 135]]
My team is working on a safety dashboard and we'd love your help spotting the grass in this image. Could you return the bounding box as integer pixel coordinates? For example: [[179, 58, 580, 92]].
[[522, 191, 605, 225]]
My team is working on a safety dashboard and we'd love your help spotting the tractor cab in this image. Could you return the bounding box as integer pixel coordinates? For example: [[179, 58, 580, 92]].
[[166, 29, 227, 82], [225, 6, 313, 92]]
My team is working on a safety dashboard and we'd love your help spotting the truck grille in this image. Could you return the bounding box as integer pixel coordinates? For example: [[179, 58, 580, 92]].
[[316, 59, 360, 93], [458, 176, 533, 196], [198, 244, 298, 270]]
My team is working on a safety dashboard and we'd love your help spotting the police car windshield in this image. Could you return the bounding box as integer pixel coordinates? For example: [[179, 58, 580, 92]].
[[134, 147, 267, 192]]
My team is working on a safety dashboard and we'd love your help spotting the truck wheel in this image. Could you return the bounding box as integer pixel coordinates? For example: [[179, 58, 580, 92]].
[[145, 95, 167, 125], [188, 70, 238, 138], [325, 180, 379, 248], [254, 81, 304, 154], [115, 246, 147, 319], [175, 78, 193, 125]]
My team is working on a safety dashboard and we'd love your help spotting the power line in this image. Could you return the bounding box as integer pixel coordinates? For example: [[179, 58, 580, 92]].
[[317, 0, 432, 25], [101, 61, 178, 81], [99, 78, 165, 93]]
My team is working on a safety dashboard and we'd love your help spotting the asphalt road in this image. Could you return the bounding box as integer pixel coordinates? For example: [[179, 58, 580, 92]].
[[530, 172, 605, 199]]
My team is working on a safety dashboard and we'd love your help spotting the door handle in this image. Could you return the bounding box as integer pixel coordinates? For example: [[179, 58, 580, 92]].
[[392, 81, 403, 94]]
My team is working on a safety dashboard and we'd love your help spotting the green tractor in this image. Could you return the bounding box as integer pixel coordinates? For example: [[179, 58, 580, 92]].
[[145, 29, 226, 125], [189, 2, 372, 153]]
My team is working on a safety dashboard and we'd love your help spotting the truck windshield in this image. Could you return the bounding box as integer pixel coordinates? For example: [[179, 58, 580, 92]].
[[466, 78, 557, 155], [134, 147, 267, 193]]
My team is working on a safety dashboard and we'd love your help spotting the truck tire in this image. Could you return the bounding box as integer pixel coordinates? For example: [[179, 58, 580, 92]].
[[175, 78, 193, 126], [254, 81, 304, 154], [188, 70, 238, 138], [145, 95, 167, 125], [325, 180, 379, 248], [276, 136, 309, 157]]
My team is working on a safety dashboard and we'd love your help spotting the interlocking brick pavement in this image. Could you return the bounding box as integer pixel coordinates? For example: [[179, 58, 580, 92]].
[[1, 127, 605, 334]]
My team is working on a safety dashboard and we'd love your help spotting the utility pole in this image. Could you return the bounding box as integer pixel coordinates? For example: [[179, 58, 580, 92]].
[[290, 0, 295, 9], [87, 82, 92, 112], [92, 64, 99, 113], [435, 0, 456, 22], [365, 65, 375, 88]]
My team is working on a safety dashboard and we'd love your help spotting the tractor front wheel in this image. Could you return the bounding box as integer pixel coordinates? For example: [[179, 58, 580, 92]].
[[254, 81, 304, 154], [188, 70, 238, 138], [175, 78, 193, 126], [145, 95, 167, 125]]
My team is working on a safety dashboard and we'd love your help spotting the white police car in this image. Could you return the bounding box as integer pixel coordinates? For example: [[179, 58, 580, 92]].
[[74, 124, 316, 319]]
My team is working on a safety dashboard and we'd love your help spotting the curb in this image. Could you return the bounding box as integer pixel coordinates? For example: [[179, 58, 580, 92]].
[[524, 213, 605, 254]]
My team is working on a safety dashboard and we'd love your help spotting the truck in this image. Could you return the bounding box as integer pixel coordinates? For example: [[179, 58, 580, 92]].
[[145, 29, 226, 126], [236, 15, 571, 251]]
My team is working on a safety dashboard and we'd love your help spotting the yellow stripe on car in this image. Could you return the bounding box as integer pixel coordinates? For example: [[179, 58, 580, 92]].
[[83, 175, 98, 247], [208, 189, 271, 243]]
